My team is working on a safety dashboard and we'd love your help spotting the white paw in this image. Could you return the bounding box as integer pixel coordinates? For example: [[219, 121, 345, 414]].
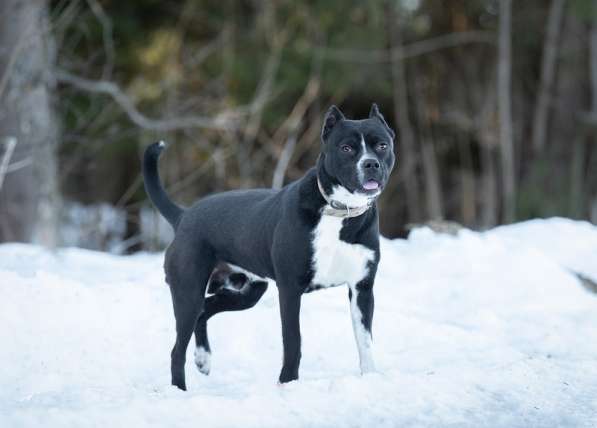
[[360, 361, 376, 375], [194, 346, 211, 375], [360, 366, 377, 375], [359, 351, 376, 374]]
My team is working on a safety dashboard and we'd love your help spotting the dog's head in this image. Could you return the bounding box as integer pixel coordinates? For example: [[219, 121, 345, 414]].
[[318, 104, 395, 205]]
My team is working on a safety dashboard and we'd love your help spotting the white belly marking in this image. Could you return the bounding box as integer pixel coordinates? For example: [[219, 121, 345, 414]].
[[311, 215, 374, 288]]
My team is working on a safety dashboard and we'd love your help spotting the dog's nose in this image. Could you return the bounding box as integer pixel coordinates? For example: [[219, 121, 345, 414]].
[[363, 159, 380, 169]]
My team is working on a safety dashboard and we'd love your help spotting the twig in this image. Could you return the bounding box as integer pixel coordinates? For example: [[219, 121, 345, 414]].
[[167, 147, 235, 195], [0, 137, 17, 191], [115, 175, 142, 208], [112, 233, 144, 254], [51, 0, 84, 60]]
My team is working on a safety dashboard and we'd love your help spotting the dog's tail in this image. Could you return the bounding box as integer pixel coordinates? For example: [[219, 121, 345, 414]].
[[142, 141, 184, 229]]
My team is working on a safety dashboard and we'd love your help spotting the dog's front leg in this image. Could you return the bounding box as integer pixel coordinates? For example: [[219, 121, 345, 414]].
[[348, 280, 375, 374], [278, 287, 302, 383]]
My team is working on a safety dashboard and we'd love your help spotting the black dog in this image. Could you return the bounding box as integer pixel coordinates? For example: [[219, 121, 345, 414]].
[[143, 104, 395, 390]]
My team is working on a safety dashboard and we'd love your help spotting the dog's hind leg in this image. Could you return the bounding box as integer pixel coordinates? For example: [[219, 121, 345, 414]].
[[166, 247, 215, 391], [194, 279, 268, 375]]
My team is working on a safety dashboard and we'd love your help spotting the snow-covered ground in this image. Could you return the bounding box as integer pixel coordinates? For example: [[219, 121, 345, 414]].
[[1, 218, 596, 427]]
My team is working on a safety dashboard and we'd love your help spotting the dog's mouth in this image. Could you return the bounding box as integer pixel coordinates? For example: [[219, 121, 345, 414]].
[[362, 179, 381, 192]]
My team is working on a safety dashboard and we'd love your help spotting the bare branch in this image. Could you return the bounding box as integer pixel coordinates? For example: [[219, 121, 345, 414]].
[[115, 175, 142, 209], [54, 69, 241, 131], [0, 137, 17, 191], [318, 31, 495, 63], [4, 157, 32, 174], [272, 76, 320, 144], [50, 0, 84, 60], [184, 31, 227, 68], [272, 135, 297, 190], [271, 76, 320, 189], [242, 30, 288, 143], [236, 26, 288, 186], [126, 146, 237, 214], [85, 0, 115, 79]]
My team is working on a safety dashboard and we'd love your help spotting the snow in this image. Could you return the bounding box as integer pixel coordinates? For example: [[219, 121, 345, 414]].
[[1, 217, 596, 427]]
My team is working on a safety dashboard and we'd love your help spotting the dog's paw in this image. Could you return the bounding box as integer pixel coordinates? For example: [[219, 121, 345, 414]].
[[359, 362, 377, 375], [194, 346, 211, 375]]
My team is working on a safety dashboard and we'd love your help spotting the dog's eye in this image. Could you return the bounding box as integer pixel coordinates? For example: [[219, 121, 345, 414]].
[[340, 144, 352, 153], [377, 142, 388, 151]]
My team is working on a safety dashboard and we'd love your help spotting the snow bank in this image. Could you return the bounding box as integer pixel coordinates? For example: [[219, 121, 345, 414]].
[[1, 218, 596, 427]]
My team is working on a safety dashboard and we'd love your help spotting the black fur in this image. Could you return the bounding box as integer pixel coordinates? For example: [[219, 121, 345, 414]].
[[142, 104, 395, 389]]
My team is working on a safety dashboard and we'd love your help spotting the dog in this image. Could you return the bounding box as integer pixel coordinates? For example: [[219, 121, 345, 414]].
[[142, 104, 395, 390]]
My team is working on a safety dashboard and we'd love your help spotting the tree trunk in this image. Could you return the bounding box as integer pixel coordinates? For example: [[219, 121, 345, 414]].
[[587, 23, 597, 222], [420, 137, 443, 220], [531, 0, 566, 154], [497, 0, 516, 223], [0, 0, 60, 246], [414, 76, 443, 221], [477, 81, 498, 229], [592, 25, 597, 114], [459, 139, 476, 226], [569, 19, 597, 219], [385, 2, 422, 222], [480, 142, 498, 228], [569, 130, 586, 218]]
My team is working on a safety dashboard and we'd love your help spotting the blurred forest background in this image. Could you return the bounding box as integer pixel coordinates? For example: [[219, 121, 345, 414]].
[[0, 0, 596, 253]]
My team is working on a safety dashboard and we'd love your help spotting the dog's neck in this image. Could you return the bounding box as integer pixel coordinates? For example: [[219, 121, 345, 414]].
[[314, 156, 374, 218]]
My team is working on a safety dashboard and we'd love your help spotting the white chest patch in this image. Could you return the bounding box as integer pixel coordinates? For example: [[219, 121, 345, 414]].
[[310, 215, 375, 289]]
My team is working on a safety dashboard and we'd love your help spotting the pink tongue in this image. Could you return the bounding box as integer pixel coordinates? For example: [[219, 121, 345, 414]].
[[363, 180, 379, 190]]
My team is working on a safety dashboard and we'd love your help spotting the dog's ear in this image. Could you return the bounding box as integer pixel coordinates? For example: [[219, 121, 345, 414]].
[[369, 103, 395, 140], [321, 105, 345, 142]]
